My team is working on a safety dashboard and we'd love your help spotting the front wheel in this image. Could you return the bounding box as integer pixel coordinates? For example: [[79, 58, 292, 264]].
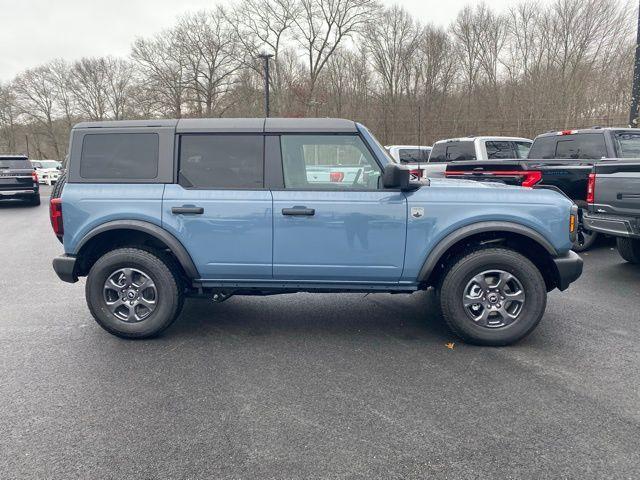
[[86, 248, 184, 338], [439, 248, 547, 346]]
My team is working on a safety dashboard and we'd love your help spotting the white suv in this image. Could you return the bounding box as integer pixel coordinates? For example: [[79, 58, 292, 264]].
[[424, 136, 532, 178]]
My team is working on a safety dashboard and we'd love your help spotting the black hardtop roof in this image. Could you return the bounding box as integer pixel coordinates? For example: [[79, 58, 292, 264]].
[[73, 117, 358, 133], [535, 127, 640, 139]]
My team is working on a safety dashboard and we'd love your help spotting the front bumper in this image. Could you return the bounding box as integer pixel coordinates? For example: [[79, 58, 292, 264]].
[[583, 212, 639, 239], [52, 255, 78, 283], [553, 250, 583, 291]]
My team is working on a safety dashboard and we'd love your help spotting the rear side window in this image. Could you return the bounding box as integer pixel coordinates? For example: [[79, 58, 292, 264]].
[[528, 136, 556, 159], [179, 134, 263, 189], [555, 134, 607, 159], [486, 141, 516, 159], [80, 133, 158, 179]]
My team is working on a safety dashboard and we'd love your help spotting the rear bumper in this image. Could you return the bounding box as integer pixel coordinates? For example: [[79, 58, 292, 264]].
[[583, 212, 639, 239], [0, 188, 38, 198], [553, 250, 583, 291], [52, 255, 78, 283]]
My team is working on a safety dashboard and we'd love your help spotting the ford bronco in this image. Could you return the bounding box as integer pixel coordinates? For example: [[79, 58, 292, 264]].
[[50, 118, 583, 345]]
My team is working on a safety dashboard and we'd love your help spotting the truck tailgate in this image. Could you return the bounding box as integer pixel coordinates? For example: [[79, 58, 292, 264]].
[[593, 162, 640, 216]]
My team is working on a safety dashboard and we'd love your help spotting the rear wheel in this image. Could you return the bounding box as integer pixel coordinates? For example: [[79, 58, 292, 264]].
[[439, 248, 547, 346], [616, 237, 640, 264], [86, 248, 184, 338]]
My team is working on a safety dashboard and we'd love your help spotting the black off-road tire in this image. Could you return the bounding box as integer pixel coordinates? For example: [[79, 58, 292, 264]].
[[439, 247, 547, 346], [616, 237, 640, 264], [50, 172, 67, 200], [86, 248, 184, 339]]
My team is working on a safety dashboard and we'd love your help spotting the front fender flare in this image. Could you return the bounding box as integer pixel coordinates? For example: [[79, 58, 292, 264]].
[[74, 219, 200, 279], [416, 221, 559, 282]]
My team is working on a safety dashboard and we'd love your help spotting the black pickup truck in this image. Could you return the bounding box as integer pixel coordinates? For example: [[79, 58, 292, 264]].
[[445, 128, 640, 251], [0, 155, 40, 206], [584, 161, 640, 263]]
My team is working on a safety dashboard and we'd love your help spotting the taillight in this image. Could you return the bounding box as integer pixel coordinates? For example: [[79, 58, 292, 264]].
[[445, 170, 542, 187], [586, 173, 596, 203], [32, 170, 38, 183], [409, 169, 424, 178], [329, 171, 345, 182], [50, 197, 63, 238]]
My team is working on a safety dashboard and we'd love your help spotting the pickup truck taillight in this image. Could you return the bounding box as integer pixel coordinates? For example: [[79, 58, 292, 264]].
[[586, 173, 596, 203], [409, 169, 424, 178], [50, 197, 63, 238], [445, 170, 542, 187]]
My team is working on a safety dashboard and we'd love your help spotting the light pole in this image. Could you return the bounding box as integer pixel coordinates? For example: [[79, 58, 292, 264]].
[[629, 0, 640, 126], [257, 52, 274, 117]]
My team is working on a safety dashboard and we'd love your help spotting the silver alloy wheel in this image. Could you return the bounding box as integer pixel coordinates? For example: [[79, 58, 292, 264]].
[[103, 268, 157, 323], [462, 269, 525, 328]]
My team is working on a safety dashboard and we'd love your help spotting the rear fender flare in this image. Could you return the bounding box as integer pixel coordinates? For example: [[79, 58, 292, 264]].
[[74, 220, 199, 279]]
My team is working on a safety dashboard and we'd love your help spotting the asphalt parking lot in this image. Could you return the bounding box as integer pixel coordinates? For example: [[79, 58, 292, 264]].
[[1, 186, 639, 479]]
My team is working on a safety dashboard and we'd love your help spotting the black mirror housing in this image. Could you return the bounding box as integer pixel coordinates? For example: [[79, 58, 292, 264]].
[[382, 163, 420, 191]]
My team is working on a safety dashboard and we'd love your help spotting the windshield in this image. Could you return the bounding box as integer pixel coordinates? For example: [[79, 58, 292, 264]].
[[614, 132, 640, 158], [357, 124, 393, 165], [0, 159, 31, 169]]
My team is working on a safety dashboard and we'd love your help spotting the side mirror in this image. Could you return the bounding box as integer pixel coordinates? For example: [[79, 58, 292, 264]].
[[382, 164, 420, 191]]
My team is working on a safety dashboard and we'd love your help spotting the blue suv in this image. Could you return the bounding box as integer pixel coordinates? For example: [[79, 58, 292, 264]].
[[50, 118, 582, 345]]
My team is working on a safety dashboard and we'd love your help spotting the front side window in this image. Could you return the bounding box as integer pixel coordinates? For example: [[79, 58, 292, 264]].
[[486, 141, 516, 159], [614, 131, 640, 158], [81, 133, 159, 179], [179, 135, 263, 189], [280, 135, 381, 189]]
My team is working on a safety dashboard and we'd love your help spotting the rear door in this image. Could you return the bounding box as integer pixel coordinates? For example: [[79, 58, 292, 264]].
[[162, 134, 273, 280], [270, 133, 407, 283]]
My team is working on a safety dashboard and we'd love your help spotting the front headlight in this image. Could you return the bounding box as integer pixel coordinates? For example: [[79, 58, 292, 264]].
[[569, 204, 578, 243]]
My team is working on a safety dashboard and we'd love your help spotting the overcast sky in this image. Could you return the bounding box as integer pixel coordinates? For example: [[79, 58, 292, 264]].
[[0, 0, 549, 81]]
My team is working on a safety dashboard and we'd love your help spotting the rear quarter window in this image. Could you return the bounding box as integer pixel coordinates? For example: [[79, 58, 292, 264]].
[[80, 133, 159, 179]]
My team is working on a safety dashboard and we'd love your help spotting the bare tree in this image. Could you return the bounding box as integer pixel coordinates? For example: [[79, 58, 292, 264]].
[[292, 0, 380, 106], [131, 30, 189, 117], [12, 65, 62, 158]]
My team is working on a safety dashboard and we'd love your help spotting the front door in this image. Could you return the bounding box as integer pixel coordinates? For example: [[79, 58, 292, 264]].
[[272, 134, 407, 283], [162, 133, 272, 280]]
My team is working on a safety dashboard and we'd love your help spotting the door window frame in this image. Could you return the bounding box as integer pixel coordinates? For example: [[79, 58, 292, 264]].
[[266, 132, 388, 192]]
